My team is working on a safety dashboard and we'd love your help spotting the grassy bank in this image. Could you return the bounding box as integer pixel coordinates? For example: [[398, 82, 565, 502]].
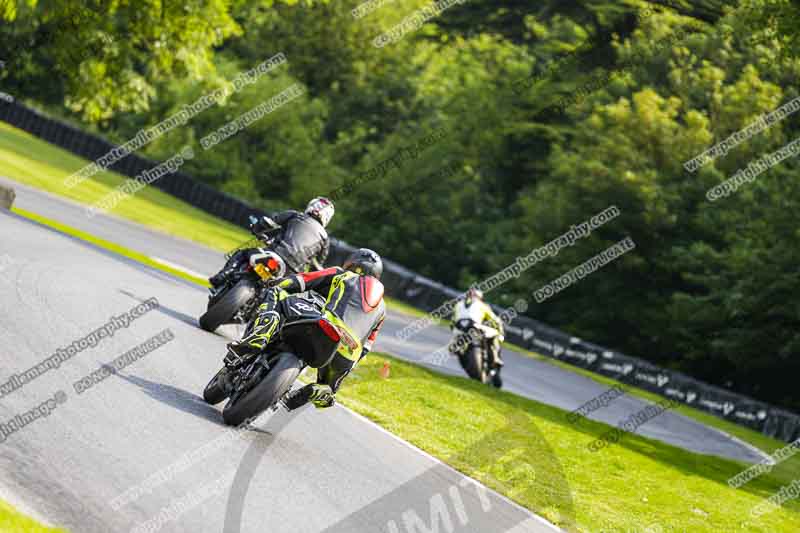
[[338, 355, 800, 532]]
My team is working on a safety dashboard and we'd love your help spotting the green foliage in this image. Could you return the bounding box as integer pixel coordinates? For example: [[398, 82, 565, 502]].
[[2, 0, 245, 120]]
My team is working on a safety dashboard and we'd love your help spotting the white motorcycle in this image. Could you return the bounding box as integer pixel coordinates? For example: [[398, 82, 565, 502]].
[[449, 318, 503, 388]]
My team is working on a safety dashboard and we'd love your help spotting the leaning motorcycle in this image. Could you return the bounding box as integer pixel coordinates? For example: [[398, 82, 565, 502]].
[[199, 217, 287, 332], [450, 318, 503, 388], [202, 291, 356, 425]]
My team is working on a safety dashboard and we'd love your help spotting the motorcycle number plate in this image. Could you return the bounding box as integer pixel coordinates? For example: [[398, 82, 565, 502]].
[[253, 263, 272, 280]]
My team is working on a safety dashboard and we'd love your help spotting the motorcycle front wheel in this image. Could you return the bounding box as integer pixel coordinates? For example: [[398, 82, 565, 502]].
[[460, 346, 487, 383], [199, 278, 258, 332], [203, 367, 229, 405], [222, 352, 302, 426]]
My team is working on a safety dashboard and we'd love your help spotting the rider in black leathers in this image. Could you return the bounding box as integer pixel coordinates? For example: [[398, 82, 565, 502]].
[[209, 197, 335, 288]]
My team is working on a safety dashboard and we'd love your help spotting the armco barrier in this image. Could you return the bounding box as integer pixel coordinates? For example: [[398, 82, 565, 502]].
[[2, 98, 798, 442]]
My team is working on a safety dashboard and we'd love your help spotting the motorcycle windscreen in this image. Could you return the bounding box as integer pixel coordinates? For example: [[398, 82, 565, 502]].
[[281, 320, 339, 368]]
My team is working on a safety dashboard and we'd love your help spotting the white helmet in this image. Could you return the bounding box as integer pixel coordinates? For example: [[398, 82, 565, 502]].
[[305, 197, 335, 228]]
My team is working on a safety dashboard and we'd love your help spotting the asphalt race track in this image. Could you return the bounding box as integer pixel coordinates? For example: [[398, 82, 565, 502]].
[[0, 208, 559, 533], [0, 179, 768, 532]]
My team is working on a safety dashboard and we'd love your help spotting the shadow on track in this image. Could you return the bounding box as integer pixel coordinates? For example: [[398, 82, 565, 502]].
[[118, 289, 200, 328], [112, 369, 223, 425]]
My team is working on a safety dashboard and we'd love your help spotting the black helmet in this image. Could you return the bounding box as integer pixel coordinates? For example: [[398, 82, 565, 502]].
[[344, 248, 383, 279]]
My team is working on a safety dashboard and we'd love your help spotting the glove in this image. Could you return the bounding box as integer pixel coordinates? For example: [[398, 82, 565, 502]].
[[249, 215, 279, 235], [262, 277, 284, 289]]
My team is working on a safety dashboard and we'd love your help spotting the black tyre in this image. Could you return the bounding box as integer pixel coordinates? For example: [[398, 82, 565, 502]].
[[491, 370, 503, 389], [222, 352, 302, 426], [199, 279, 257, 332], [203, 367, 229, 405], [461, 346, 487, 383]]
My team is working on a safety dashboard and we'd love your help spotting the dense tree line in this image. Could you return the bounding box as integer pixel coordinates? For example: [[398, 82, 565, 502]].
[[2, 0, 799, 410]]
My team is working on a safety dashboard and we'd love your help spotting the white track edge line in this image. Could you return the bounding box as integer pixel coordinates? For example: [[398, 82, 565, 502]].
[[150, 256, 212, 280]]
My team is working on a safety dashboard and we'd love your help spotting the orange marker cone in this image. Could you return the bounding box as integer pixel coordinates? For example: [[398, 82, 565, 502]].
[[379, 361, 391, 379]]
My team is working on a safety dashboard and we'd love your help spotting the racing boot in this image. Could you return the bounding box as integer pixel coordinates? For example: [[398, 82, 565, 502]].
[[225, 298, 282, 367], [282, 384, 334, 411]]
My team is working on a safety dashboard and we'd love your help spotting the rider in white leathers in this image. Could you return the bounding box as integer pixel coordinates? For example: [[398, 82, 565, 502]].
[[451, 288, 505, 381]]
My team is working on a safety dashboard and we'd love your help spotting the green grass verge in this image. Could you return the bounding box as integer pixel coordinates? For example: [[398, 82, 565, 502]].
[[337, 354, 800, 532], [0, 501, 66, 533]]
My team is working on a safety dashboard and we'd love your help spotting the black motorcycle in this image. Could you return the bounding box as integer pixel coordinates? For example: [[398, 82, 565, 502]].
[[203, 292, 348, 425], [199, 216, 287, 332], [450, 318, 502, 388]]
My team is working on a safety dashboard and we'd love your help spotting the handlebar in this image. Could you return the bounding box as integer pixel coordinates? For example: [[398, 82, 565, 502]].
[[249, 215, 282, 243]]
